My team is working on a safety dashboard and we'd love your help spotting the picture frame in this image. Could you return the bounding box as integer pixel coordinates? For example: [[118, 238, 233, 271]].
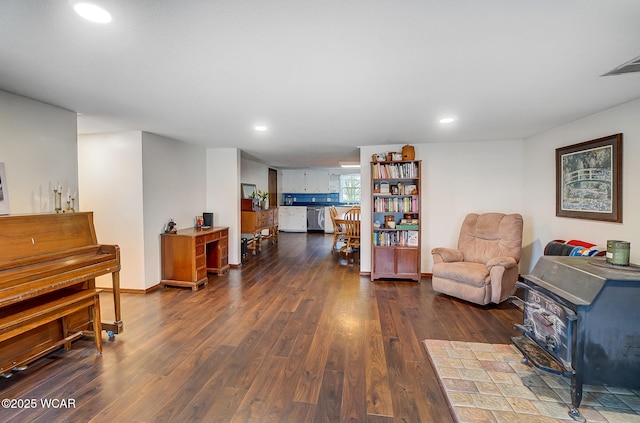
[[556, 133, 622, 222], [0, 162, 9, 215], [241, 183, 257, 199], [404, 184, 417, 195]]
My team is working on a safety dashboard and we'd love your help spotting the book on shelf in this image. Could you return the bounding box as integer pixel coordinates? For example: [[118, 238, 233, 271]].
[[407, 231, 419, 247], [373, 162, 419, 179], [396, 224, 419, 230], [400, 218, 419, 224], [373, 230, 420, 247], [373, 197, 419, 213]]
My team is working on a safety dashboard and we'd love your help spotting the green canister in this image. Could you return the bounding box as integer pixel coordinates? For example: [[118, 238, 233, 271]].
[[606, 240, 630, 266]]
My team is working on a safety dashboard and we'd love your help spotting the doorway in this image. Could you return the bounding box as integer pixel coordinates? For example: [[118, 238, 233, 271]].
[[268, 168, 277, 208]]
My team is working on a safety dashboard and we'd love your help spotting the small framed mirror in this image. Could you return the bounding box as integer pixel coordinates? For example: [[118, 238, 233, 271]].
[[241, 183, 257, 199]]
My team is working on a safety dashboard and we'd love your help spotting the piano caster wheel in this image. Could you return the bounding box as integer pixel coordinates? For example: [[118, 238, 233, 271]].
[[1, 372, 12, 378], [568, 408, 585, 422], [521, 357, 529, 364], [13, 366, 27, 371], [107, 330, 115, 340]]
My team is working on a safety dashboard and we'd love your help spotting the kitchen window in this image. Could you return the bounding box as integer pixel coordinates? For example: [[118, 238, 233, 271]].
[[340, 174, 361, 203]]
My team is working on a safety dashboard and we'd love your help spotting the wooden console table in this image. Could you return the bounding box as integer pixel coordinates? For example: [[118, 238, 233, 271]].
[[241, 208, 278, 254], [161, 226, 229, 290]]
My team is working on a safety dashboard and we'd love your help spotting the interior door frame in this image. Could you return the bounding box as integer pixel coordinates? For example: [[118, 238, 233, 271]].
[[268, 168, 277, 208]]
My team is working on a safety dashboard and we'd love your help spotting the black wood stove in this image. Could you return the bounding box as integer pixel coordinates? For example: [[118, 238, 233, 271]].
[[512, 255, 640, 420]]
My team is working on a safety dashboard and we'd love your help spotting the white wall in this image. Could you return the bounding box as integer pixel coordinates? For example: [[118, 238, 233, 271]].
[[78, 132, 145, 290], [142, 132, 206, 288], [0, 90, 77, 214], [208, 148, 241, 265], [78, 131, 206, 290], [5, 88, 640, 286], [523, 98, 640, 272], [360, 140, 525, 274], [241, 157, 270, 193], [421, 140, 525, 272]]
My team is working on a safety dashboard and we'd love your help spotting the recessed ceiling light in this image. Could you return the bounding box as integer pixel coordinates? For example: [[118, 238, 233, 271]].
[[73, 2, 112, 24], [254, 125, 268, 132], [439, 116, 457, 124]]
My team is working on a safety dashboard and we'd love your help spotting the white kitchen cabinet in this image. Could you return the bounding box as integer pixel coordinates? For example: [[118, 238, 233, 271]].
[[324, 207, 333, 233], [281, 170, 306, 193], [278, 206, 307, 232], [304, 171, 330, 193], [329, 174, 341, 193], [281, 170, 331, 193]]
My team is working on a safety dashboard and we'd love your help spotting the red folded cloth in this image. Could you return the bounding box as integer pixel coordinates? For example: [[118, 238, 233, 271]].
[[566, 239, 596, 248]]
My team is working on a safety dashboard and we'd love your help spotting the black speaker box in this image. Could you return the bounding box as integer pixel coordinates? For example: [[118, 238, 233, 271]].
[[203, 212, 213, 227]]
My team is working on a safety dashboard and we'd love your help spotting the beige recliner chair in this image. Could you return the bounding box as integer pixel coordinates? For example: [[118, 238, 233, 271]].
[[431, 212, 523, 305]]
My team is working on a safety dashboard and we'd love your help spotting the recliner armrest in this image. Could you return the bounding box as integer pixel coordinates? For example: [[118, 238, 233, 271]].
[[486, 256, 518, 269], [431, 247, 464, 263]]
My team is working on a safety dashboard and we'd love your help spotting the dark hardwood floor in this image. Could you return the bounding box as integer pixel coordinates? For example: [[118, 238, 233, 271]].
[[1, 232, 523, 423]]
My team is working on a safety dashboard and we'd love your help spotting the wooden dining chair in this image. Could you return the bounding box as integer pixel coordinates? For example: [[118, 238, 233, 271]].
[[329, 206, 347, 254], [341, 207, 361, 263]]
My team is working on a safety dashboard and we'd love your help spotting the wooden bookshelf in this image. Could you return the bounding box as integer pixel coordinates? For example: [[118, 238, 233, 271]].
[[371, 160, 421, 281]]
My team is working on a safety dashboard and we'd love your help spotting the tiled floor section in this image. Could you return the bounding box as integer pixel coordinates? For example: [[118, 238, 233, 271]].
[[423, 339, 640, 423]]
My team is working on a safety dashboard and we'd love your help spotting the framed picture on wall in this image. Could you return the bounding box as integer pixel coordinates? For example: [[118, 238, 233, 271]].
[[555, 133, 622, 222], [0, 162, 10, 215], [241, 183, 257, 199]]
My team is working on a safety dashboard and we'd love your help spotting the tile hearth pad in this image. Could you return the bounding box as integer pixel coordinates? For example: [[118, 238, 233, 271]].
[[423, 339, 640, 423]]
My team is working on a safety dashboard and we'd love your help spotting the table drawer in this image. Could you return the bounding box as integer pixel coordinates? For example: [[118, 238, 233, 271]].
[[196, 267, 207, 280], [195, 244, 205, 256], [205, 232, 220, 242]]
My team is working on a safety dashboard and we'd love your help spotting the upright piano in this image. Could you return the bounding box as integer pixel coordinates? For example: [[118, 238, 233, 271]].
[[0, 212, 122, 377]]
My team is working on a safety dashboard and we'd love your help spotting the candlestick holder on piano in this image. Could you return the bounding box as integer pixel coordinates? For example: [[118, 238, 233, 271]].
[[54, 189, 62, 213]]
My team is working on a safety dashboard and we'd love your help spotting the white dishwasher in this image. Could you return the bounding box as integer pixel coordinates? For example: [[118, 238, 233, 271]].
[[278, 206, 307, 232]]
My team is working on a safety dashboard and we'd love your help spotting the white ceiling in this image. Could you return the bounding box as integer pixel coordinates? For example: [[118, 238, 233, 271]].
[[1, 0, 640, 169]]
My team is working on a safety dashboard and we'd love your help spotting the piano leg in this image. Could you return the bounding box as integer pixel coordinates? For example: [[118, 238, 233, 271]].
[[62, 315, 72, 350], [100, 271, 124, 337], [84, 273, 124, 337], [92, 291, 103, 354]]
